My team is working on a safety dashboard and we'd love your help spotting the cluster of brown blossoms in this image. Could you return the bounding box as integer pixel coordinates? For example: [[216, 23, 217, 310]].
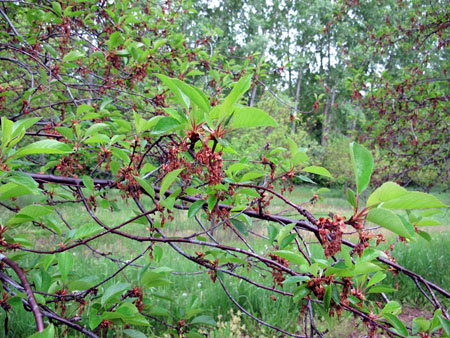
[[268, 253, 289, 288], [317, 214, 345, 258]]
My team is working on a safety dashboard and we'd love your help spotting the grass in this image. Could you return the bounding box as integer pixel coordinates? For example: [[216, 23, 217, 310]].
[[1, 185, 448, 337]]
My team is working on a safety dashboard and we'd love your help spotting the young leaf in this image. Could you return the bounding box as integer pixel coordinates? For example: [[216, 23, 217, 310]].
[[124, 329, 149, 338], [101, 282, 130, 308], [28, 324, 55, 338], [367, 271, 386, 287], [273, 250, 308, 266], [150, 116, 181, 135], [156, 74, 189, 110], [231, 107, 277, 129], [190, 315, 216, 326], [219, 76, 252, 118], [381, 191, 447, 209], [302, 166, 332, 178], [188, 200, 205, 218], [63, 50, 85, 62], [366, 182, 407, 207], [346, 189, 357, 209], [159, 168, 183, 197], [134, 176, 155, 199], [367, 208, 411, 239], [381, 301, 402, 315], [383, 313, 409, 337], [230, 219, 248, 236], [12, 140, 72, 158], [324, 285, 332, 311], [58, 252, 74, 281], [349, 142, 373, 194], [82, 175, 94, 193]]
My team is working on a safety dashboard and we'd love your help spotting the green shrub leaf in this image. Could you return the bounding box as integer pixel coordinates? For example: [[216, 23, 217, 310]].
[[349, 142, 373, 194], [302, 166, 332, 178], [367, 208, 412, 239], [382, 191, 447, 209]]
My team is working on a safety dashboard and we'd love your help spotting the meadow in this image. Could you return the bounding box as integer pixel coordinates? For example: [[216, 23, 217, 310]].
[[2, 186, 448, 337]]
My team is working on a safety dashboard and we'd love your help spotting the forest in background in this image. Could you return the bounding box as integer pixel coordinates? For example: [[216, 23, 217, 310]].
[[184, 0, 449, 188]]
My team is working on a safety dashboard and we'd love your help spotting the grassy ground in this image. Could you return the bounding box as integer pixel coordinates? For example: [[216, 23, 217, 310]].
[[1, 185, 448, 337]]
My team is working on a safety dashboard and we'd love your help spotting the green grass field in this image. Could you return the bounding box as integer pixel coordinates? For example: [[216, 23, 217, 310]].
[[1, 185, 448, 337]]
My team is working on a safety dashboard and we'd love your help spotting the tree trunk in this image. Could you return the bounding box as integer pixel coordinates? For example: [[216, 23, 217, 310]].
[[321, 88, 336, 146], [249, 85, 257, 107], [291, 68, 303, 134], [321, 94, 329, 146]]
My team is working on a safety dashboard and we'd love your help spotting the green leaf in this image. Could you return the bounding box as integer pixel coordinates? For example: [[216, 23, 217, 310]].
[[28, 324, 55, 338], [51, 2, 62, 16], [190, 315, 216, 326], [101, 283, 130, 308], [354, 262, 383, 275], [68, 276, 98, 291], [13, 140, 72, 158], [82, 175, 94, 193], [273, 250, 308, 266], [76, 104, 94, 115], [103, 303, 149, 326], [58, 252, 74, 281], [7, 205, 55, 225], [160, 168, 183, 197], [438, 315, 450, 334], [279, 233, 296, 249], [44, 44, 58, 57], [366, 182, 407, 207], [239, 171, 264, 182], [172, 79, 211, 113], [412, 317, 430, 334], [418, 230, 431, 241], [207, 194, 218, 211], [324, 285, 332, 311], [283, 276, 310, 285], [368, 285, 397, 293], [367, 208, 412, 239], [302, 166, 332, 178], [349, 142, 373, 194], [381, 301, 402, 315], [107, 31, 123, 51], [140, 271, 172, 288], [134, 176, 155, 199], [151, 117, 181, 135], [1, 116, 13, 147], [230, 219, 248, 236], [215, 76, 252, 119], [292, 151, 309, 166], [416, 219, 441, 226], [124, 329, 148, 338], [73, 223, 103, 241], [276, 223, 295, 245], [268, 224, 278, 245], [367, 271, 386, 287], [231, 106, 277, 129], [293, 285, 309, 301], [156, 74, 190, 110], [382, 192, 447, 209], [63, 50, 84, 62], [383, 313, 408, 337], [188, 200, 205, 218], [346, 189, 357, 209]]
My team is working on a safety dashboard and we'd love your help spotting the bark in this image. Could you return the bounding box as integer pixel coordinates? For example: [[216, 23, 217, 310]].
[[291, 68, 303, 134], [321, 88, 336, 146]]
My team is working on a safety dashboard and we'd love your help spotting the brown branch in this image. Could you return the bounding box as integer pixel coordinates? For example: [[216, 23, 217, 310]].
[[0, 254, 44, 332]]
